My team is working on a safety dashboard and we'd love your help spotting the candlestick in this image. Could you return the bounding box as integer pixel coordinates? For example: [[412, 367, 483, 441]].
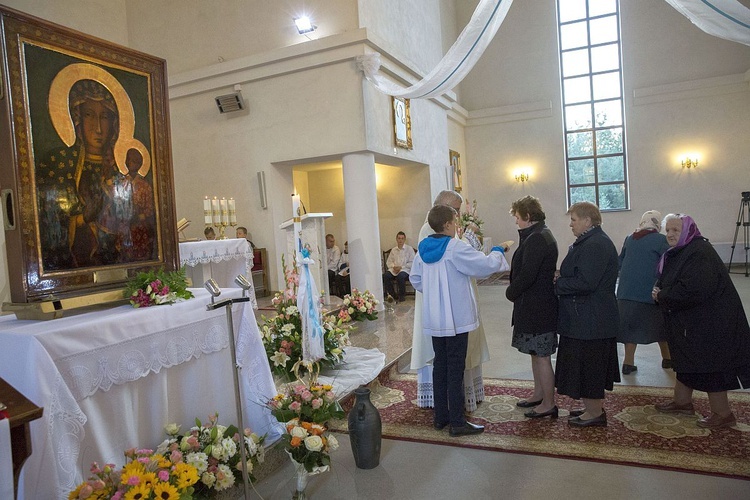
[[228, 198, 237, 225], [220, 198, 229, 225], [203, 196, 212, 225], [292, 193, 302, 253], [211, 197, 220, 225]]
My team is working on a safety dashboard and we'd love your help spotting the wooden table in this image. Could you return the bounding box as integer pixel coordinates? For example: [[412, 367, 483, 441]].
[[0, 377, 43, 498]]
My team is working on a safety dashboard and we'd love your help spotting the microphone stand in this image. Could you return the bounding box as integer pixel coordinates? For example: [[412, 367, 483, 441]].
[[205, 283, 252, 499]]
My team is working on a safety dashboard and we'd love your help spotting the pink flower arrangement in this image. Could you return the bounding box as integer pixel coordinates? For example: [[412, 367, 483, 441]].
[[123, 267, 193, 308], [341, 288, 379, 321]]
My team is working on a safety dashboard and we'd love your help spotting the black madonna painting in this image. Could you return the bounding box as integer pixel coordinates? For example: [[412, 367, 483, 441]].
[[0, 6, 179, 303]]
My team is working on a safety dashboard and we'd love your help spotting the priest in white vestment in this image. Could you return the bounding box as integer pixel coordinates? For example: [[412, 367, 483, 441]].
[[411, 190, 498, 411]]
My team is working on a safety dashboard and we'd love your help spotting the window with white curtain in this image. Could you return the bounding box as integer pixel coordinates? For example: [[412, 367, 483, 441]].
[[557, 0, 629, 210]]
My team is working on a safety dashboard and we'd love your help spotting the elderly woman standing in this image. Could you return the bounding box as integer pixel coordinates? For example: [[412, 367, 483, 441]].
[[555, 202, 620, 427], [506, 196, 559, 418], [653, 214, 750, 428], [617, 210, 671, 375]]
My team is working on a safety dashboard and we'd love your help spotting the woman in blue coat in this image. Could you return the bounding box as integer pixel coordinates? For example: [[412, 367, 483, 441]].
[[555, 202, 620, 427]]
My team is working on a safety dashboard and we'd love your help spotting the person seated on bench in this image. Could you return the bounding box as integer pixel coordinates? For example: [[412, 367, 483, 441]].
[[383, 231, 415, 302]]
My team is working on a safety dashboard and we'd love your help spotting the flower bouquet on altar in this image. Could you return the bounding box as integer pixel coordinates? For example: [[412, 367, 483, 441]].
[[155, 413, 266, 497], [68, 448, 199, 499], [124, 266, 194, 307], [267, 381, 344, 473], [338, 288, 379, 322], [460, 199, 484, 238], [260, 256, 352, 380]]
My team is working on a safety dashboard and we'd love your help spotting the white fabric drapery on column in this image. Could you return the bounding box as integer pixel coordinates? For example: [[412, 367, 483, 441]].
[[664, 0, 750, 46], [357, 0, 514, 99]]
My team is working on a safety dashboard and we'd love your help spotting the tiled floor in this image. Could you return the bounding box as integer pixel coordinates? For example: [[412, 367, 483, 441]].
[[251, 273, 750, 499]]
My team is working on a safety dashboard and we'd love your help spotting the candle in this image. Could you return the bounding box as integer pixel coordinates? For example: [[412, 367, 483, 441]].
[[203, 196, 212, 225], [292, 193, 302, 253], [228, 198, 236, 224], [211, 197, 220, 225], [220, 198, 229, 224]]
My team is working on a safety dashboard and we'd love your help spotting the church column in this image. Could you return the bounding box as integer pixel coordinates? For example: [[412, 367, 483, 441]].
[[342, 152, 384, 310]]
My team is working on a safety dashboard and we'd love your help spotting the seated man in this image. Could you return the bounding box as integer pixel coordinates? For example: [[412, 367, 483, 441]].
[[235, 226, 256, 249], [326, 233, 342, 296], [337, 241, 351, 296], [204, 226, 216, 240], [383, 231, 415, 302]]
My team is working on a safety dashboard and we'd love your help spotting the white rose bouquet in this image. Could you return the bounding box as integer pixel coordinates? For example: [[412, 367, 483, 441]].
[[155, 413, 265, 496], [267, 381, 344, 473], [339, 288, 379, 322]]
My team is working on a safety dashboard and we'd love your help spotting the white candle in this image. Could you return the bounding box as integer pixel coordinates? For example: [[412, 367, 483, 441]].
[[220, 198, 229, 224], [211, 197, 220, 225], [228, 198, 236, 224], [292, 193, 302, 253], [203, 196, 212, 225]]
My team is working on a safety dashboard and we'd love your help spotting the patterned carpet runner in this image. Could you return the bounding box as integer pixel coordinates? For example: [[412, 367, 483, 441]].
[[330, 368, 750, 479]]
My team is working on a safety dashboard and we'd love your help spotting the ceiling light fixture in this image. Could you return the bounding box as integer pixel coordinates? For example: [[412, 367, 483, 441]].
[[294, 16, 316, 34]]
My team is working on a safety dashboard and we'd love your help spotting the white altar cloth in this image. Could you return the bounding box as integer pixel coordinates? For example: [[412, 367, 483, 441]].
[[0, 289, 282, 500], [179, 239, 257, 307]]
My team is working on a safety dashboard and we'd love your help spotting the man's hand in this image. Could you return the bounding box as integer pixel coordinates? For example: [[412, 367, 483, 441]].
[[393, 266, 402, 274]]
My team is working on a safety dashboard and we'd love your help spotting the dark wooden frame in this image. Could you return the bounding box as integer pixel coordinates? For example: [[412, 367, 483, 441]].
[[0, 6, 178, 303]]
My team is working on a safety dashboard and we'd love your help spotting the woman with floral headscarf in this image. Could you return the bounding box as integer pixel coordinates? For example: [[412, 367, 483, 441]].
[[653, 214, 750, 429], [616, 210, 671, 375]]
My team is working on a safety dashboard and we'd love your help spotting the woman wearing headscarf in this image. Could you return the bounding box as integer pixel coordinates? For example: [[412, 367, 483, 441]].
[[555, 202, 620, 427], [617, 210, 671, 375], [653, 214, 750, 429], [506, 196, 559, 418]]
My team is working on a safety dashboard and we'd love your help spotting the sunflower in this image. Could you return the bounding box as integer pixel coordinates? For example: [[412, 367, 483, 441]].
[[153, 482, 180, 500], [123, 482, 151, 500]]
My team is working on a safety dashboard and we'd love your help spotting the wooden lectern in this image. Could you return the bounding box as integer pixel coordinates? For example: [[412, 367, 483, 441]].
[[279, 213, 332, 303], [0, 377, 43, 498]]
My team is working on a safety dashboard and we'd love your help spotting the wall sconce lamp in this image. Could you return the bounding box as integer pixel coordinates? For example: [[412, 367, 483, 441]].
[[515, 171, 530, 183], [681, 158, 698, 169], [294, 16, 316, 34]]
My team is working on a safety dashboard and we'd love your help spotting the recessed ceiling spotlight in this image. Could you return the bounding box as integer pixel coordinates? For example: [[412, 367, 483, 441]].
[[294, 16, 315, 34]]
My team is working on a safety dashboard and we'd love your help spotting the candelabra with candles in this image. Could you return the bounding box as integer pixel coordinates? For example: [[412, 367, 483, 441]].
[[203, 196, 237, 239]]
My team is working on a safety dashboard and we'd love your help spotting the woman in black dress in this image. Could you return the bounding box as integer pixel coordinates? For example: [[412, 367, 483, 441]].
[[653, 214, 750, 429], [555, 202, 621, 427]]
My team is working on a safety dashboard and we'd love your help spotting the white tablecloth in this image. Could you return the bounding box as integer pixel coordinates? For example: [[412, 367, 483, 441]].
[[0, 289, 282, 499], [179, 239, 257, 307]]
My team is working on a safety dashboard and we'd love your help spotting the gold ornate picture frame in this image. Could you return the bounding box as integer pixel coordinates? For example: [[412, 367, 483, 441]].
[[392, 96, 413, 150], [0, 6, 179, 304], [449, 149, 463, 193]]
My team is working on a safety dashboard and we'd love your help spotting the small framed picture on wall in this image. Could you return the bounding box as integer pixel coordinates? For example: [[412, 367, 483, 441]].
[[392, 96, 413, 150], [449, 149, 462, 193]]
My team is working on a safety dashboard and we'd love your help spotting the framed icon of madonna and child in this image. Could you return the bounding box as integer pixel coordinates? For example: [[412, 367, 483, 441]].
[[0, 6, 179, 306]]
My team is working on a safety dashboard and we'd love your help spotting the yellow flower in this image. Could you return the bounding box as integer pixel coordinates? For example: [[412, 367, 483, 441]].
[[123, 483, 151, 500], [140, 471, 158, 489], [153, 482, 180, 499], [173, 462, 199, 489], [121, 461, 145, 483]]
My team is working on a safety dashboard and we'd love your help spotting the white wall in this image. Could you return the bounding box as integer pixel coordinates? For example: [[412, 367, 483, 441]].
[[457, 0, 750, 259]]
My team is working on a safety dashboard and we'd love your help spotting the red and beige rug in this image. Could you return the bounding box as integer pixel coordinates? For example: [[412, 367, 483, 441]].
[[331, 368, 750, 479]]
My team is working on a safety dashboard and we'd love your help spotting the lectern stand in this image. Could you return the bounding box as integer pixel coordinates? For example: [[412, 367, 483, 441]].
[[279, 213, 332, 303]]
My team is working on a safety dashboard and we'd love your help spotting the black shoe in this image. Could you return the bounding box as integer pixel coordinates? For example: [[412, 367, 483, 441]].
[[449, 421, 484, 437], [568, 409, 585, 417], [622, 364, 638, 375], [524, 406, 558, 419], [662, 359, 673, 369], [568, 412, 607, 428], [516, 399, 543, 408], [434, 421, 449, 430]]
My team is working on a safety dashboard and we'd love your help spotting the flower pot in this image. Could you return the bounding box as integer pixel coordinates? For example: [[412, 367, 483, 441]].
[[347, 387, 381, 469]]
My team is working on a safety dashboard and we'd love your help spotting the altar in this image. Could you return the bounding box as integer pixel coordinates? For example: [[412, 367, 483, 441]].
[[0, 289, 282, 499], [179, 239, 257, 306]]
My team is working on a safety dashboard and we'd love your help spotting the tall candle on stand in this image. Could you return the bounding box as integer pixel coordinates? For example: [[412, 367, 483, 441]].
[[211, 197, 220, 225], [203, 196, 212, 225], [292, 193, 302, 253], [220, 198, 229, 225], [228, 198, 237, 224]]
